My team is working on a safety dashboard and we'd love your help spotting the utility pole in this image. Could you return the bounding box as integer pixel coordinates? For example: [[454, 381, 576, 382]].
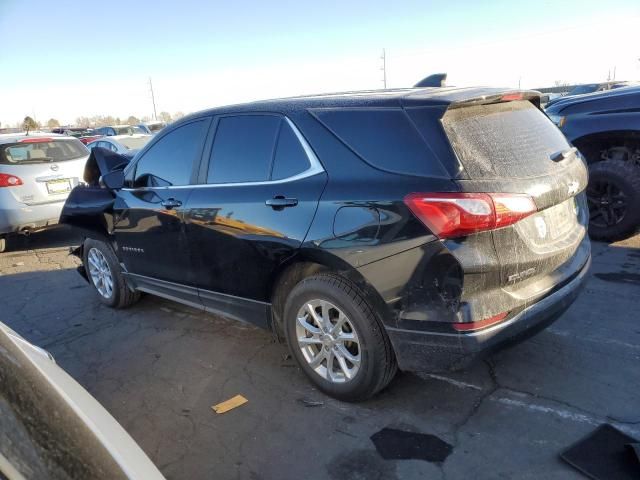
[[380, 48, 387, 89], [149, 77, 157, 120]]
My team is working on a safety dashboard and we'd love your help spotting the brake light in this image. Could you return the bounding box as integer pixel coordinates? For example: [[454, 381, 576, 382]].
[[404, 192, 536, 239], [501, 92, 524, 101], [0, 173, 24, 187], [19, 137, 53, 143]]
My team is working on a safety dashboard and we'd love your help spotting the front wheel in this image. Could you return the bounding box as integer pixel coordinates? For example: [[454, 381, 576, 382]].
[[284, 274, 397, 401], [83, 238, 140, 308]]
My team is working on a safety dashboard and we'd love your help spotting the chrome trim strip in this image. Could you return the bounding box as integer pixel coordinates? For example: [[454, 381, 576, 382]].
[[122, 116, 324, 192]]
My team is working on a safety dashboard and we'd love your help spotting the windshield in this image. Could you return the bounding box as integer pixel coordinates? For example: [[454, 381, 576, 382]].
[[0, 139, 88, 165], [114, 126, 146, 135], [117, 136, 151, 150]]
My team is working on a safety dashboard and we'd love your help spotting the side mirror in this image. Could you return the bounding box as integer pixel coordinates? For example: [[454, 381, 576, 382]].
[[99, 170, 125, 190]]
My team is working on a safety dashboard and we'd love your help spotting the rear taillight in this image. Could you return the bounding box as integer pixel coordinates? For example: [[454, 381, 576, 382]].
[[404, 192, 537, 239], [0, 173, 23, 187]]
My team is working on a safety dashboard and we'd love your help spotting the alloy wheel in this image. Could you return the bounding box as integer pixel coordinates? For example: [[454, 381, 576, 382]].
[[295, 299, 361, 383], [587, 180, 627, 228], [87, 247, 114, 299]]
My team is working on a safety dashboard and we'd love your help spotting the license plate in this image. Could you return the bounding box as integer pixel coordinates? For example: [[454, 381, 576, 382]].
[[46, 179, 72, 194]]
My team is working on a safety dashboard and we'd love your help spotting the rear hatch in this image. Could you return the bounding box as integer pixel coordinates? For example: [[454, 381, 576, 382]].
[[440, 97, 589, 297], [405, 91, 589, 302], [0, 137, 89, 205]]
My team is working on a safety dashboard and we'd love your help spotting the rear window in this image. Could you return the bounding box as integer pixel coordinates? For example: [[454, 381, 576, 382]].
[[0, 139, 88, 165], [311, 108, 448, 177], [442, 100, 571, 179]]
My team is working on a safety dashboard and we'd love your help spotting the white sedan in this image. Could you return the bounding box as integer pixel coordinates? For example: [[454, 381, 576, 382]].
[[86, 134, 152, 157]]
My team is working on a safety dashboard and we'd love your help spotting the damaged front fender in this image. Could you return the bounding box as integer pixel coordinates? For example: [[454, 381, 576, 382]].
[[60, 147, 130, 242]]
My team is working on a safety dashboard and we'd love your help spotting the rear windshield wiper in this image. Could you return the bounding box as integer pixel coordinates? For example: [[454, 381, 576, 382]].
[[550, 147, 578, 162]]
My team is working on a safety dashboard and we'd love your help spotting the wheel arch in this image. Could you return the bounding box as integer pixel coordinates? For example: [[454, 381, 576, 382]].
[[268, 248, 392, 340], [572, 130, 640, 164]]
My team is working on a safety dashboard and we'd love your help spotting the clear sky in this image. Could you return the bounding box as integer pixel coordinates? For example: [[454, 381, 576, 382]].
[[1, 0, 639, 126]]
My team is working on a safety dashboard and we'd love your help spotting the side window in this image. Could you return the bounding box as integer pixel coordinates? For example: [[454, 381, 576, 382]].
[[207, 115, 280, 184], [133, 120, 208, 188], [271, 121, 311, 180]]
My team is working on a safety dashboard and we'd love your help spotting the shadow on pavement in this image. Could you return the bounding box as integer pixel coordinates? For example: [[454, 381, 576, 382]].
[[2, 226, 81, 254]]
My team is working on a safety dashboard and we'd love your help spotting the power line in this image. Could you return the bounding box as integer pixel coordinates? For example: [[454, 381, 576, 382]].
[[149, 77, 157, 121]]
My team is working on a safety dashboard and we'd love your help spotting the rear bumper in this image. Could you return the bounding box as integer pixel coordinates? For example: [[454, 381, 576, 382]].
[[386, 253, 591, 372], [0, 201, 64, 235]]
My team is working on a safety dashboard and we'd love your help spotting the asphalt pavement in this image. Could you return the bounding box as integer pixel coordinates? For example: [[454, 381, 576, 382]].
[[1, 226, 638, 479]]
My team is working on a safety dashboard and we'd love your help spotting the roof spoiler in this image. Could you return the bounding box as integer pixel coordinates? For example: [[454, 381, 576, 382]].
[[414, 73, 447, 88]]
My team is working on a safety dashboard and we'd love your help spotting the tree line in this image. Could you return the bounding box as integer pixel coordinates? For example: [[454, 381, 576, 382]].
[[5, 111, 185, 131]]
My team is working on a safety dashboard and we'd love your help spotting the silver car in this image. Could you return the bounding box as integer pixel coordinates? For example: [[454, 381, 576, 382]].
[[86, 134, 152, 157], [0, 133, 89, 252]]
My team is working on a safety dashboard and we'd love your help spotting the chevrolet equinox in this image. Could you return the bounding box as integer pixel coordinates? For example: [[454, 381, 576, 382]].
[[61, 87, 591, 401]]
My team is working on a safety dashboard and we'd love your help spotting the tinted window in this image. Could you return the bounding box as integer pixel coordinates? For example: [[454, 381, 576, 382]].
[[134, 120, 208, 187], [311, 108, 447, 177], [271, 121, 310, 180], [207, 115, 280, 183]]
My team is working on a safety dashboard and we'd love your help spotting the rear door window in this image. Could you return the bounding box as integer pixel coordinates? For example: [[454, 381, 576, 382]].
[[133, 119, 208, 187], [442, 100, 571, 179], [207, 115, 312, 184], [271, 121, 310, 180], [207, 115, 280, 183]]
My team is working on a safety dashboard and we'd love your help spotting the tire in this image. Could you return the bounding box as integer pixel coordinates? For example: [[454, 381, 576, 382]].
[[587, 160, 640, 241], [0, 236, 6, 253], [83, 238, 140, 308], [284, 273, 397, 401]]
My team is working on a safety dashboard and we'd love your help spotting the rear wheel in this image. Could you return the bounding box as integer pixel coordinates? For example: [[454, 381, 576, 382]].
[[0, 236, 5, 253], [284, 273, 397, 401], [587, 160, 640, 241], [83, 238, 140, 308]]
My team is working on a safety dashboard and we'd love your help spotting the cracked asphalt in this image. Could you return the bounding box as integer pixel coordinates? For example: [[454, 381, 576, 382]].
[[1, 226, 639, 479]]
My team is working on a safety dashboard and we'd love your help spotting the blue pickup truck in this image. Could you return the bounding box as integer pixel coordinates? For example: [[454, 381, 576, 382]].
[[546, 86, 640, 241]]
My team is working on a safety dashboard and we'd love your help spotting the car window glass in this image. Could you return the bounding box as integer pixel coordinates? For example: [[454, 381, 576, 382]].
[[133, 120, 208, 188], [271, 121, 310, 180], [207, 115, 280, 184]]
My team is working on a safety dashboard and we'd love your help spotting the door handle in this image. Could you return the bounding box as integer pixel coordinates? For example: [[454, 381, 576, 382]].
[[265, 195, 298, 210], [161, 198, 182, 210]]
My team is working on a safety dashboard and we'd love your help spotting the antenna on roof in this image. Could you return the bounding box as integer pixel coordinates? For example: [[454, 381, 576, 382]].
[[414, 73, 447, 88]]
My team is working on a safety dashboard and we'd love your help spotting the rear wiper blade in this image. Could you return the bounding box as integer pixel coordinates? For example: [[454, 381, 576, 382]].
[[550, 147, 578, 162]]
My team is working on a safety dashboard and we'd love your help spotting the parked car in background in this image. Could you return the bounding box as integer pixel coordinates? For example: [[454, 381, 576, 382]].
[[94, 125, 147, 136], [545, 81, 635, 107], [0, 321, 165, 479], [86, 134, 152, 158], [138, 121, 167, 135], [0, 133, 89, 252], [546, 86, 640, 240], [50, 126, 102, 144], [62, 87, 590, 401]]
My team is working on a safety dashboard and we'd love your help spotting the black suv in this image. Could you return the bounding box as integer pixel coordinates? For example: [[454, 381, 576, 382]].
[[62, 88, 591, 401]]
